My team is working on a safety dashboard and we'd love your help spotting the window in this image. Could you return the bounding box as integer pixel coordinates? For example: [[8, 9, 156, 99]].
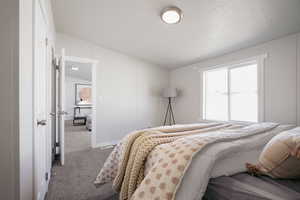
[[203, 59, 264, 122]]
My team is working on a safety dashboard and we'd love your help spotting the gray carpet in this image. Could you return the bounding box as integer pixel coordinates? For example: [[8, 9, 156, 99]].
[[46, 147, 118, 200], [65, 120, 91, 154]]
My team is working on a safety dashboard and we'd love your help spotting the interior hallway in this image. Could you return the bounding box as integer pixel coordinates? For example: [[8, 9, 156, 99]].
[[65, 120, 91, 154]]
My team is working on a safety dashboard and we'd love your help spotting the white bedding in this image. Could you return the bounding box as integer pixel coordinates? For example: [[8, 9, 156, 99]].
[[95, 123, 295, 200], [175, 124, 294, 200]]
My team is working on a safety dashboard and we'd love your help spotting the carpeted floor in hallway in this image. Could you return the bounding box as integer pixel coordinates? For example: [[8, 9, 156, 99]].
[[65, 120, 91, 154], [46, 147, 118, 200]]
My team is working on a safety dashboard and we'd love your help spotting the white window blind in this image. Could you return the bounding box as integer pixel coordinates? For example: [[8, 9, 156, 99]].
[[203, 61, 261, 122]]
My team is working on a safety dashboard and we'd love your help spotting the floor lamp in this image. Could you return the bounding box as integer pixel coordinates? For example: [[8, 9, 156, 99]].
[[163, 88, 177, 126]]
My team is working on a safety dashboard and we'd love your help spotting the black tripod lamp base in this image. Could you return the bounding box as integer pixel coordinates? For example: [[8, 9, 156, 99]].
[[163, 97, 175, 126]]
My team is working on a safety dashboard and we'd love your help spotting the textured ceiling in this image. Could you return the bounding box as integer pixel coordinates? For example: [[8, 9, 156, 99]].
[[52, 0, 300, 68]]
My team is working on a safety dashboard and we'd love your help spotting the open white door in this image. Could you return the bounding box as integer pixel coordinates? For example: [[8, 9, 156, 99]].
[[33, 1, 49, 199], [58, 49, 66, 165]]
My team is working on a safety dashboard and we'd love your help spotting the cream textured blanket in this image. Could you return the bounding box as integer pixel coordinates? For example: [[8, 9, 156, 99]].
[[95, 122, 278, 200], [114, 123, 231, 200], [94, 123, 222, 186]]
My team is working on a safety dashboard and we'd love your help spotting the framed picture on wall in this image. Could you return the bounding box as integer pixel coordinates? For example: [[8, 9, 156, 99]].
[[75, 83, 92, 106]]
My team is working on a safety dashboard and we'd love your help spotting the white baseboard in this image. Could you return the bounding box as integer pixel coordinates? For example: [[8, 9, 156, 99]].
[[93, 140, 119, 149]]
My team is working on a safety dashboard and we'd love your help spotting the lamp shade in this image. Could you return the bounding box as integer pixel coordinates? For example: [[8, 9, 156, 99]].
[[162, 87, 178, 98]]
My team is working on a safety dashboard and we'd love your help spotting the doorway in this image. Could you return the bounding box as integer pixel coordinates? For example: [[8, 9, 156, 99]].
[[65, 60, 93, 153], [55, 52, 98, 165]]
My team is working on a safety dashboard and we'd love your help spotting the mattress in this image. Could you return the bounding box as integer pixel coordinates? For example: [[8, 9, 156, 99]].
[[175, 124, 295, 200], [203, 173, 300, 200], [210, 147, 262, 178]]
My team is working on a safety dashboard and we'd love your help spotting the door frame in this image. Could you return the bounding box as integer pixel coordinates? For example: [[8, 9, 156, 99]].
[[61, 55, 98, 149]]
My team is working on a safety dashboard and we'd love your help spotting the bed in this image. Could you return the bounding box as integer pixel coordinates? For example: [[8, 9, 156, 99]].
[[95, 122, 296, 200], [203, 173, 300, 200], [173, 124, 294, 200]]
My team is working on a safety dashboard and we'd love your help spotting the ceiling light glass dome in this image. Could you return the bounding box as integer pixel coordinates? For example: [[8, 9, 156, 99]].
[[161, 6, 183, 24]]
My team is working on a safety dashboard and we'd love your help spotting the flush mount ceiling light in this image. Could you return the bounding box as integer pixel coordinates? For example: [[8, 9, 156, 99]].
[[71, 66, 79, 71], [161, 6, 183, 24]]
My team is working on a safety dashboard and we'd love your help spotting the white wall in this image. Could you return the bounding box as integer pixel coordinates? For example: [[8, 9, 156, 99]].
[[170, 33, 300, 125], [56, 33, 169, 145], [0, 1, 19, 199], [65, 76, 92, 120], [298, 34, 300, 125], [19, 0, 32, 199]]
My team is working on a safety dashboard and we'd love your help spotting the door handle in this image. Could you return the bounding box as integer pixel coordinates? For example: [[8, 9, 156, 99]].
[[37, 120, 47, 126], [49, 112, 56, 116]]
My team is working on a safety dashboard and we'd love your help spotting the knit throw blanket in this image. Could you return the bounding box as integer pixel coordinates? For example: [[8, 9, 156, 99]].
[[94, 123, 223, 186], [96, 122, 278, 200], [114, 123, 232, 200]]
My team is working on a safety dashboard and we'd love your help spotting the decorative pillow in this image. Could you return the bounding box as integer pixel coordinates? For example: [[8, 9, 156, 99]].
[[94, 142, 122, 186], [246, 127, 300, 179]]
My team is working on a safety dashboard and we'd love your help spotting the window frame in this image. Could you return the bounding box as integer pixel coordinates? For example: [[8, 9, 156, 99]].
[[201, 55, 266, 123]]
